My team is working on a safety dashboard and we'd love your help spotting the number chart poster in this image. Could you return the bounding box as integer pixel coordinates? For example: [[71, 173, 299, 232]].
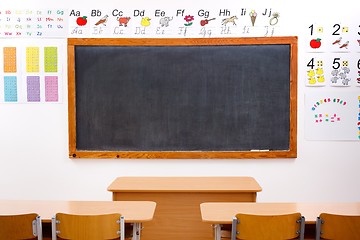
[[305, 22, 360, 87], [304, 20, 360, 141], [0, 40, 64, 103]]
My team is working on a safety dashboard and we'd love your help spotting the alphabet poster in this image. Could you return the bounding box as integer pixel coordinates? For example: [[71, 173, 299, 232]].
[[66, 7, 282, 38], [0, 9, 67, 38]]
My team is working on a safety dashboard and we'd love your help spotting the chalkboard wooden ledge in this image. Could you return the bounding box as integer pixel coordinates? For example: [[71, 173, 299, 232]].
[[68, 37, 298, 159]]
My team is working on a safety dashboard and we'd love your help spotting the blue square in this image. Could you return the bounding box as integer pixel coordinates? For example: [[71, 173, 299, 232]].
[[4, 76, 18, 102]]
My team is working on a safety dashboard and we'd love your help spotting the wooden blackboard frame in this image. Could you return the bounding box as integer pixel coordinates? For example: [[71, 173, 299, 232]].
[[68, 37, 298, 159]]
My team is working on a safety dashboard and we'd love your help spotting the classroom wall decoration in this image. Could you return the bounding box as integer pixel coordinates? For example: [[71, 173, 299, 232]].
[[305, 92, 359, 140], [0, 6, 359, 144], [304, 20, 360, 141], [0, 9, 67, 38], [0, 40, 64, 103]]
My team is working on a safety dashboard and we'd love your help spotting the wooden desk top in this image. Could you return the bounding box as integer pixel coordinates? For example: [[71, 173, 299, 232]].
[[107, 177, 262, 193], [200, 202, 360, 224], [0, 200, 156, 223]]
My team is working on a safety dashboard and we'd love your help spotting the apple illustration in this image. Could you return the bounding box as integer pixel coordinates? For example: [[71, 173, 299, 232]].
[[76, 16, 88, 26], [310, 38, 321, 49]]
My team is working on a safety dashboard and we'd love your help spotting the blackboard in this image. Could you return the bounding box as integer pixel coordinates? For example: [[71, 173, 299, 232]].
[[68, 37, 298, 159]]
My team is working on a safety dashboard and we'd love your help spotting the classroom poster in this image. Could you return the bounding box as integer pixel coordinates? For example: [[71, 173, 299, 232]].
[[0, 39, 64, 103], [305, 92, 360, 140], [66, 7, 283, 38], [0, 9, 67, 38]]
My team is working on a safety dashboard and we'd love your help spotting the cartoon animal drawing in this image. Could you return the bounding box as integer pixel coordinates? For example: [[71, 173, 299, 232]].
[[308, 77, 316, 84], [332, 37, 342, 45], [342, 66, 350, 74], [141, 17, 151, 27], [331, 69, 339, 76], [95, 15, 108, 26], [317, 75, 325, 83], [316, 68, 324, 75], [342, 78, 350, 85], [307, 69, 315, 77], [339, 72, 346, 79], [117, 17, 130, 27], [339, 41, 349, 49], [331, 76, 339, 84], [159, 16, 173, 27], [222, 16, 238, 26]]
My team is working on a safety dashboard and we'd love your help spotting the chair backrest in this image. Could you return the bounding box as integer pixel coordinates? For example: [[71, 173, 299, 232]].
[[316, 213, 360, 240], [0, 213, 42, 240], [231, 212, 305, 240], [52, 213, 124, 240]]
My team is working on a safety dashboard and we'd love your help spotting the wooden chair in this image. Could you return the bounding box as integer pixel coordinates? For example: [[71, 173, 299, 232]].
[[316, 213, 360, 240], [231, 212, 305, 240], [51, 213, 124, 240], [0, 213, 42, 240]]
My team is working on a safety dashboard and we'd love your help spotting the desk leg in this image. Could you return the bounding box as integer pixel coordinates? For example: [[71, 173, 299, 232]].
[[213, 224, 221, 240], [133, 223, 142, 240]]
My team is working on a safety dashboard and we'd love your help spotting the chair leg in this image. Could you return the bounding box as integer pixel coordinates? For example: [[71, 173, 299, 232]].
[[36, 216, 43, 240], [120, 216, 125, 240], [299, 216, 305, 240], [51, 216, 57, 240], [231, 217, 237, 240], [315, 217, 322, 240]]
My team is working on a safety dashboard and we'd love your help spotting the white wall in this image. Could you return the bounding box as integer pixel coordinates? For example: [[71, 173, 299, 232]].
[[0, 0, 359, 202]]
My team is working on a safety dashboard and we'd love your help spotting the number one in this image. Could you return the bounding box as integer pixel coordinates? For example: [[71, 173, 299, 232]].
[[309, 24, 314, 35]]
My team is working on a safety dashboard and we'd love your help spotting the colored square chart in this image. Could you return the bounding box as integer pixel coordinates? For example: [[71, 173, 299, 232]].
[[4, 76, 18, 102], [44, 47, 58, 72], [45, 76, 58, 102], [27, 76, 40, 102], [26, 47, 40, 73], [3, 47, 17, 73]]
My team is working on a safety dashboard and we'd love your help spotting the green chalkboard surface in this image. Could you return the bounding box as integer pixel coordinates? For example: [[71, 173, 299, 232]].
[[68, 37, 298, 159]]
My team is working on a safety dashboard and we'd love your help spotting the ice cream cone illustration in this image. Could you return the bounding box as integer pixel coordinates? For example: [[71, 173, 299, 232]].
[[249, 10, 257, 26]]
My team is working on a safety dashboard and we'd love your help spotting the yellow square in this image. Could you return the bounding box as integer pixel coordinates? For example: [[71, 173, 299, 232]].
[[317, 60, 323, 66], [317, 27, 323, 33], [342, 26, 349, 32], [342, 61, 348, 67], [26, 47, 40, 73]]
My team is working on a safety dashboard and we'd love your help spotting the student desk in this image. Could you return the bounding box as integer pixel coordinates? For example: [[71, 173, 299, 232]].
[[108, 176, 262, 240], [200, 202, 360, 240], [0, 200, 156, 240]]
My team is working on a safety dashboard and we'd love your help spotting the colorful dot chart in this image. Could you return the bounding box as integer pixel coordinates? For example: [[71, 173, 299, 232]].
[[3, 47, 17, 73], [4, 76, 18, 102], [44, 47, 58, 72], [45, 76, 58, 102], [27, 76, 40, 102], [26, 47, 40, 72], [0, 40, 63, 103]]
